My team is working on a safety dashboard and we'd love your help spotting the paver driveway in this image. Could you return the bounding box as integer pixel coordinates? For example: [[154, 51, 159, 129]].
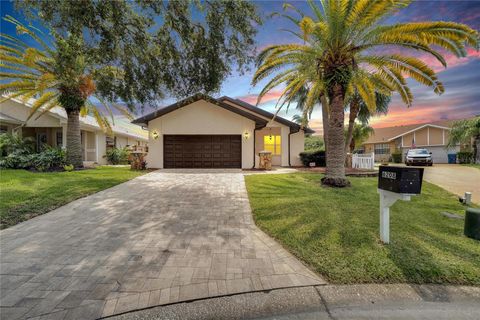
[[0, 170, 324, 319]]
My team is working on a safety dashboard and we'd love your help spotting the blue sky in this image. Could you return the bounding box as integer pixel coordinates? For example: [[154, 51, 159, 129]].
[[2, 0, 479, 134]]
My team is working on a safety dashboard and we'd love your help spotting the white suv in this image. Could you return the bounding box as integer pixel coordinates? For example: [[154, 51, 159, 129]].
[[405, 149, 433, 166]]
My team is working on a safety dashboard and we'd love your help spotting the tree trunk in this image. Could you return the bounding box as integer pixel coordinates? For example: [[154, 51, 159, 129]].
[[322, 84, 350, 187], [345, 97, 360, 154], [474, 135, 480, 164], [66, 109, 83, 168], [320, 95, 329, 155]]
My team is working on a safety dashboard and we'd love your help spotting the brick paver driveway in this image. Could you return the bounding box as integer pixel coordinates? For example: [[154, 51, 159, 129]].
[[0, 170, 324, 319]]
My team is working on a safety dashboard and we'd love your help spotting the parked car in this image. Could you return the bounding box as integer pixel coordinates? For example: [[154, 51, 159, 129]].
[[405, 148, 433, 166]]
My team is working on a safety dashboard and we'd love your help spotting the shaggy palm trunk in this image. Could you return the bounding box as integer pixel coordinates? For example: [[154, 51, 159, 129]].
[[66, 109, 83, 168], [322, 84, 350, 187], [320, 95, 329, 155], [345, 98, 360, 154]]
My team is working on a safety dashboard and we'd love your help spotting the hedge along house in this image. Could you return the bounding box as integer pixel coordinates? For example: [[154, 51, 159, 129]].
[[132, 93, 314, 169], [0, 97, 148, 165], [361, 120, 459, 163]]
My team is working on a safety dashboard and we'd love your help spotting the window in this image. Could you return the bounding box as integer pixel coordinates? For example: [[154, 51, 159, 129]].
[[0, 125, 8, 134], [374, 143, 390, 155], [56, 131, 63, 147], [106, 136, 115, 149], [264, 135, 281, 155]]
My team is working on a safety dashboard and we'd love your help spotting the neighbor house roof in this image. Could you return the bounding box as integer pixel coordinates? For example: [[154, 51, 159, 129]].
[[132, 93, 314, 133], [364, 120, 453, 144], [2, 95, 148, 141]]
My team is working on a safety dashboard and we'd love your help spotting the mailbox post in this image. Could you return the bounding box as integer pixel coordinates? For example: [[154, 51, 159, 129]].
[[377, 166, 424, 244]]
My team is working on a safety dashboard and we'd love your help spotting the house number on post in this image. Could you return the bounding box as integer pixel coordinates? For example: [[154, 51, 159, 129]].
[[377, 166, 424, 244]]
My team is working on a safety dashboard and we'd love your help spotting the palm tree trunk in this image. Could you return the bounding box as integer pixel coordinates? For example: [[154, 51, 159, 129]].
[[322, 84, 350, 187], [345, 97, 360, 154], [66, 109, 83, 168], [320, 95, 329, 154]]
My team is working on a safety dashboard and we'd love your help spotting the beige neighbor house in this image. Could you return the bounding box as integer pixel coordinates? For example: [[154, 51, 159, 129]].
[[361, 120, 459, 163], [0, 97, 148, 165], [132, 93, 314, 169]]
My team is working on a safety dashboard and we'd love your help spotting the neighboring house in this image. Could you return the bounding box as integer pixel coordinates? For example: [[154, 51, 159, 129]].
[[361, 120, 459, 163], [132, 93, 314, 169], [0, 97, 148, 165]]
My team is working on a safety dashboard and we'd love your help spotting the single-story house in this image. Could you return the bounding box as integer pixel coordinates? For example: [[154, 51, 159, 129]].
[[132, 93, 314, 169], [0, 97, 148, 165], [361, 120, 459, 163]]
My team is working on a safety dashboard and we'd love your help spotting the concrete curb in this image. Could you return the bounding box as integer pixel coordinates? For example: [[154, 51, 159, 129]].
[[107, 284, 480, 320]]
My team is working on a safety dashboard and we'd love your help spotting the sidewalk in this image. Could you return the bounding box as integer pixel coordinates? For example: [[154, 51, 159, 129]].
[[108, 284, 480, 320]]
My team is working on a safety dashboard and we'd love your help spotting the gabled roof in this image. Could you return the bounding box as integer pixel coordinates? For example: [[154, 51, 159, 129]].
[[132, 93, 268, 129], [364, 120, 454, 144], [219, 96, 315, 134]]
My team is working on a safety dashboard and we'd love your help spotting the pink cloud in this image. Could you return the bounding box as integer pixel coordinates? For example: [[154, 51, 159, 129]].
[[236, 89, 284, 105], [419, 47, 480, 73]]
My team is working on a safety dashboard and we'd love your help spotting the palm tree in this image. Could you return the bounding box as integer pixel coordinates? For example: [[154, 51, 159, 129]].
[[345, 92, 391, 153], [347, 123, 374, 153], [0, 16, 132, 167], [447, 117, 480, 164], [253, 0, 478, 187]]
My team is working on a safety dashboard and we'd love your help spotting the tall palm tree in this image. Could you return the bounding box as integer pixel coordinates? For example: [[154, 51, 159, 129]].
[[0, 16, 132, 167], [253, 0, 478, 187], [447, 117, 480, 164]]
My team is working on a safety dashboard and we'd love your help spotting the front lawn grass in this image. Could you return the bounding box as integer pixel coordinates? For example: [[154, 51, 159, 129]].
[[0, 166, 147, 229], [245, 173, 480, 285], [462, 163, 480, 170]]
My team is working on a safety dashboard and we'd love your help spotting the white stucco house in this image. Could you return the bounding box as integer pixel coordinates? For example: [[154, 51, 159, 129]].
[[0, 97, 148, 165], [132, 93, 314, 169]]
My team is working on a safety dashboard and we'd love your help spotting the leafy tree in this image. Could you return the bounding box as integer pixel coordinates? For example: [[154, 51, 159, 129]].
[[447, 117, 480, 164], [304, 135, 324, 151], [253, 0, 478, 187], [3, 1, 261, 167]]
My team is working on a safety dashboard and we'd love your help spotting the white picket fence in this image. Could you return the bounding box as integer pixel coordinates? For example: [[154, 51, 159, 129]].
[[352, 152, 375, 170]]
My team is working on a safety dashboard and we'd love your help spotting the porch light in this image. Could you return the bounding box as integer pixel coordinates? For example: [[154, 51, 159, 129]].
[[151, 130, 160, 140], [243, 131, 250, 140]]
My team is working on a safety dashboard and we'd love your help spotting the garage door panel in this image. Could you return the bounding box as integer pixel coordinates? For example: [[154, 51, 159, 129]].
[[164, 135, 242, 168]]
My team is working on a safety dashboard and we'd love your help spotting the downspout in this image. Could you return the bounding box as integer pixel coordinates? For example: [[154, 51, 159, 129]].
[[288, 130, 293, 167]]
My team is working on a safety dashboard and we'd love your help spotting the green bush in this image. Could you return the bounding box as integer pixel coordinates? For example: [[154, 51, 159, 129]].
[[105, 147, 129, 165], [0, 145, 66, 171], [0, 133, 34, 156], [391, 152, 402, 163], [299, 150, 326, 167], [457, 151, 473, 164], [304, 136, 324, 151], [63, 164, 74, 172]]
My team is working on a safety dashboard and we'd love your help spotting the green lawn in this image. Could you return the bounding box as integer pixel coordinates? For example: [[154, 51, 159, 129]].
[[245, 173, 480, 285], [0, 166, 147, 229]]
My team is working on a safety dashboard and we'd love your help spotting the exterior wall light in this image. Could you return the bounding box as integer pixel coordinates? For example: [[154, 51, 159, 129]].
[[151, 130, 160, 140], [244, 131, 250, 140]]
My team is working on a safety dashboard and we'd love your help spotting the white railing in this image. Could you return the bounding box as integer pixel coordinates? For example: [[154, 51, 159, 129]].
[[352, 152, 375, 170]]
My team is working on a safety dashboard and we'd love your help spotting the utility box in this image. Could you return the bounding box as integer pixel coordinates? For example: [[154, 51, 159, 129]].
[[378, 166, 424, 194]]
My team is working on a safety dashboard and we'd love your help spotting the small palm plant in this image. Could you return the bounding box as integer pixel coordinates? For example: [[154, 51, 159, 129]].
[[0, 16, 133, 167], [253, 0, 478, 187], [448, 117, 480, 164]]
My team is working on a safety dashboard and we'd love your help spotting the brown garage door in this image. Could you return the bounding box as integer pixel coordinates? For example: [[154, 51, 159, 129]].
[[164, 135, 242, 168]]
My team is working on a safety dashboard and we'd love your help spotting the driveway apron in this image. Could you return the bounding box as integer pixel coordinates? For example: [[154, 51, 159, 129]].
[[0, 170, 324, 319]]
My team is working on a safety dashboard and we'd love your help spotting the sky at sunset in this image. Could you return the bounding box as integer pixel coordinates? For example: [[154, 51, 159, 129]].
[[1, 0, 479, 135]]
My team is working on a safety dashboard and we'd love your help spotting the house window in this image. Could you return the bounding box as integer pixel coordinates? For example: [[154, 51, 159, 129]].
[[374, 143, 390, 155], [0, 125, 8, 134], [264, 135, 281, 155], [56, 131, 63, 147], [106, 136, 115, 149]]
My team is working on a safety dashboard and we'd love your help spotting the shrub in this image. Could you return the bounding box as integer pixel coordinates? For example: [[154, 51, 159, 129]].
[[105, 147, 129, 165], [299, 150, 326, 167], [391, 152, 402, 163], [0, 133, 34, 157], [457, 151, 473, 164], [0, 141, 65, 171], [63, 164, 74, 172], [304, 136, 324, 151]]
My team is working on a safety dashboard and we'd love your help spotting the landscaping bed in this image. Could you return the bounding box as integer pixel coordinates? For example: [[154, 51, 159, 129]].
[[0, 166, 147, 229], [245, 173, 480, 285]]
